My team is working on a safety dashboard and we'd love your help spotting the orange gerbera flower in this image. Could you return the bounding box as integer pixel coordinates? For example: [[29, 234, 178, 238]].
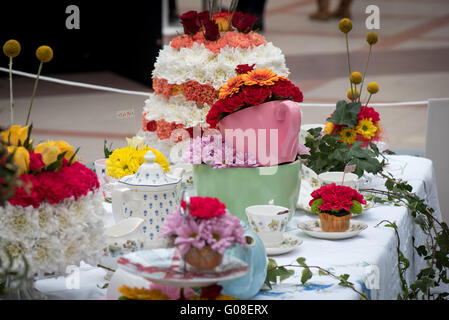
[[219, 75, 244, 99], [118, 286, 169, 300], [241, 68, 279, 86]]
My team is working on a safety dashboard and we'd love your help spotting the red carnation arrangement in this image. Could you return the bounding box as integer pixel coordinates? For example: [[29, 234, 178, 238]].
[[206, 64, 303, 128], [181, 196, 226, 219], [309, 183, 366, 214], [9, 160, 99, 208]]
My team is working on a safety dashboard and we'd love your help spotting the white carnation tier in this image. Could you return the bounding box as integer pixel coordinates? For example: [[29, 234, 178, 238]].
[[0, 191, 105, 278], [139, 32, 290, 159]]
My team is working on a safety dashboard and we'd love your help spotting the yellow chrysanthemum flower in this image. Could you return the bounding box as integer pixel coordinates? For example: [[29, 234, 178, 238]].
[[3, 40, 21, 58], [106, 146, 170, 179], [367, 82, 379, 94], [1, 125, 29, 146], [339, 18, 352, 33], [366, 32, 378, 45], [356, 118, 378, 139], [324, 122, 335, 135], [347, 88, 359, 100], [36, 45, 53, 63], [339, 127, 357, 144], [350, 72, 362, 84]]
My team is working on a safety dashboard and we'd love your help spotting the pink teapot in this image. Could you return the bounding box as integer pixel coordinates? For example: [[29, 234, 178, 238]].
[[218, 100, 302, 166]]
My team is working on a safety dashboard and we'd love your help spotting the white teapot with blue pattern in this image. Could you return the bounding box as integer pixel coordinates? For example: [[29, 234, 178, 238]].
[[111, 150, 184, 249]]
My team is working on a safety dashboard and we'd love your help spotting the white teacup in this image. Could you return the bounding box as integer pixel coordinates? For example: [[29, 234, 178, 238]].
[[318, 172, 359, 190], [245, 205, 290, 247]]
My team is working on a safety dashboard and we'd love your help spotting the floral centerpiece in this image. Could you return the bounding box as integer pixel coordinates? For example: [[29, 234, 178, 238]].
[[0, 125, 105, 277], [309, 183, 366, 232], [161, 196, 246, 270], [206, 64, 303, 128]]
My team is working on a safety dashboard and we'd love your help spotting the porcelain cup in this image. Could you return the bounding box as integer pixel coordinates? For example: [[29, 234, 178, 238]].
[[245, 205, 290, 247], [318, 171, 359, 190]]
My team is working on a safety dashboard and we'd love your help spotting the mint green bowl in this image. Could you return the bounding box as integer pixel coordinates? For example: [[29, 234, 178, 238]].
[[193, 160, 301, 222]]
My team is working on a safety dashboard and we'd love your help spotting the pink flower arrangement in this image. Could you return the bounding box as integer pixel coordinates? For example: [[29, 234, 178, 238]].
[[9, 160, 99, 208], [161, 197, 246, 255]]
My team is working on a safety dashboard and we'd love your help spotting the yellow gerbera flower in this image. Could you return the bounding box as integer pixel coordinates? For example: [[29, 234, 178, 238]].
[[339, 127, 357, 144], [219, 75, 244, 99], [356, 118, 377, 139], [241, 68, 279, 86]]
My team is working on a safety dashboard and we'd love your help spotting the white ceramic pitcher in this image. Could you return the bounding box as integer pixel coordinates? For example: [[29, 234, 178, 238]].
[[111, 150, 184, 249]]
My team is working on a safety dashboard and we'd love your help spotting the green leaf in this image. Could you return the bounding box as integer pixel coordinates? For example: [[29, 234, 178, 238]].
[[277, 267, 295, 282], [327, 100, 361, 127], [318, 269, 328, 276], [350, 200, 363, 214], [296, 257, 306, 267], [301, 268, 313, 284]]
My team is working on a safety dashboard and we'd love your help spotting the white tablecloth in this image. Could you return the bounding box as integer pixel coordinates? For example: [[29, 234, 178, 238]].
[[35, 155, 443, 300]]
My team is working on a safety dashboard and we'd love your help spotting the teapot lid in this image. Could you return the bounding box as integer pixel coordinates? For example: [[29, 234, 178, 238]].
[[119, 150, 179, 186]]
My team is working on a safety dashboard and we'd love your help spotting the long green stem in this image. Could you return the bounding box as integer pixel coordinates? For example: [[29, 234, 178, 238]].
[[345, 33, 354, 102], [365, 93, 372, 107], [359, 45, 372, 103], [26, 61, 43, 126], [9, 57, 14, 125]]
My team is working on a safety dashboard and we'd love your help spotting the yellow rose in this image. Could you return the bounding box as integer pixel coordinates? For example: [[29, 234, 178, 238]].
[[1, 125, 29, 146], [34, 140, 61, 165], [7, 146, 30, 175], [55, 140, 76, 162], [126, 136, 145, 150]]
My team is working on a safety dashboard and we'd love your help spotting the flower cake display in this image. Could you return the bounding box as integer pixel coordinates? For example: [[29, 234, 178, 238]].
[[309, 183, 366, 232], [0, 126, 105, 277], [139, 8, 290, 157]]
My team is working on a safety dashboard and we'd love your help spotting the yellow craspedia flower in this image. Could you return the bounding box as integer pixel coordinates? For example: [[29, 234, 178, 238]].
[[1, 125, 29, 146], [347, 87, 359, 100], [339, 18, 352, 33], [36, 45, 53, 63], [7, 146, 30, 175], [106, 146, 170, 179], [356, 118, 378, 139], [339, 127, 357, 145], [3, 39, 21, 58], [367, 82, 379, 94], [350, 72, 362, 84], [324, 122, 335, 135], [366, 32, 378, 45]]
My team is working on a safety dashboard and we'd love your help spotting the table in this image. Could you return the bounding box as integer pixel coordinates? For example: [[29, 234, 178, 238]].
[[35, 155, 444, 300]]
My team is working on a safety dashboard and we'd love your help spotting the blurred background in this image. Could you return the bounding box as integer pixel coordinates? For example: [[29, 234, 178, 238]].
[[1, 0, 449, 164]]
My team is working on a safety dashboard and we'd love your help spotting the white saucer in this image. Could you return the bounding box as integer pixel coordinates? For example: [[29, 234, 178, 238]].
[[298, 220, 368, 240], [265, 235, 303, 256]]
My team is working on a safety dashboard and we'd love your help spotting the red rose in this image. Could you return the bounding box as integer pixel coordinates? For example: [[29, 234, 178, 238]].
[[146, 120, 157, 132], [242, 85, 271, 106], [181, 196, 226, 219], [232, 12, 258, 33], [180, 10, 201, 35], [198, 10, 210, 25], [29, 151, 45, 172], [204, 20, 220, 41], [235, 64, 255, 74]]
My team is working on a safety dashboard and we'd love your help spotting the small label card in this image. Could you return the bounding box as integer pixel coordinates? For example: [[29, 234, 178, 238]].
[[116, 109, 135, 120], [344, 164, 356, 173]]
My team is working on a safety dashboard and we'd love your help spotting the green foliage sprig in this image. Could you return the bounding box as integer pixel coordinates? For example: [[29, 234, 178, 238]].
[[300, 127, 384, 177], [264, 257, 368, 300], [362, 173, 449, 299], [0, 142, 20, 206], [104, 140, 113, 159]]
